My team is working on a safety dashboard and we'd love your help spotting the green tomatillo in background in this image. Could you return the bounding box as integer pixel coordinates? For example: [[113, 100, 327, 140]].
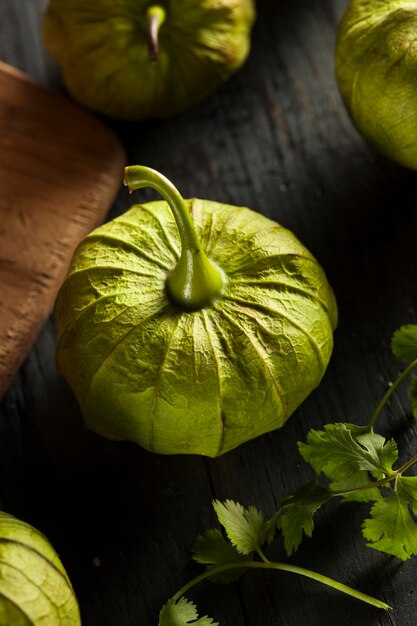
[[0, 512, 80, 625], [55, 166, 337, 457], [43, 0, 255, 120], [336, 0, 417, 170]]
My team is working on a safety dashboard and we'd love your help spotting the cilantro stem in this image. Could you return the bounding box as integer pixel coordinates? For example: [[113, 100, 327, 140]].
[[323, 452, 417, 498], [397, 453, 417, 475], [172, 561, 389, 610], [331, 475, 397, 496], [256, 546, 270, 562], [368, 357, 417, 429]]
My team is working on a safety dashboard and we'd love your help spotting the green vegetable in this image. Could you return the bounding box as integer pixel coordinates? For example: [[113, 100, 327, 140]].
[[43, 0, 256, 120], [158, 500, 389, 626], [336, 0, 417, 170], [0, 512, 80, 625], [268, 324, 417, 560], [55, 166, 337, 457]]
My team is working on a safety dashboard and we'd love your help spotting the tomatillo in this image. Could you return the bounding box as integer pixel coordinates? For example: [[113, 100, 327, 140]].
[[0, 512, 80, 625], [336, 0, 417, 170], [55, 167, 337, 456], [43, 0, 256, 120]]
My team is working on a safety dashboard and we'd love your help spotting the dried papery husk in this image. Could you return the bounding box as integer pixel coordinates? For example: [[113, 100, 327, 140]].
[[43, 0, 256, 120], [0, 512, 81, 626], [336, 0, 417, 169], [56, 167, 337, 457]]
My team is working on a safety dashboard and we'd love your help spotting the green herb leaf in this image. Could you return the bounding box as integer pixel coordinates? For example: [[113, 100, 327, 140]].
[[212, 500, 265, 555], [275, 481, 331, 556], [159, 597, 219, 626], [353, 430, 398, 479], [391, 325, 417, 362], [410, 376, 417, 419], [362, 477, 417, 560], [298, 423, 397, 485], [192, 529, 251, 583], [396, 476, 417, 515]]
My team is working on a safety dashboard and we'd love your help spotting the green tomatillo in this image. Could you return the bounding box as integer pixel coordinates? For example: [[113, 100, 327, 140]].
[[0, 512, 80, 625], [43, 0, 256, 120], [336, 0, 417, 170], [55, 166, 338, 457]]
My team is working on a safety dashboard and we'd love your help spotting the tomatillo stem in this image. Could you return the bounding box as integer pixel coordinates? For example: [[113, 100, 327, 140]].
[[147, 5, 166, 61], [124, 166, 227, 310]]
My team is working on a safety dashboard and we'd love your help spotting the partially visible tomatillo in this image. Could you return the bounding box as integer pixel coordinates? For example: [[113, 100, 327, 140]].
[[336, 0, 417, 170], [55, 166, 337, 457], [43, 0, 256, 120], [0, 512, 81, 625]]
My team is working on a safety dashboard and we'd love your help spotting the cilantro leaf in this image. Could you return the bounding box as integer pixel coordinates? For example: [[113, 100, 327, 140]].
[[397, 476, 417, 515], [391, 325, 417, 362], [192, 529, 251, 583], [362, 477, 417, 560], [212, 500, 265, 555], [273, 481, 331, 556], [159, 597, 219, 626], [410, 376, 417, 420], [354, 431, 398, 479], [298, 423, 397, 486]]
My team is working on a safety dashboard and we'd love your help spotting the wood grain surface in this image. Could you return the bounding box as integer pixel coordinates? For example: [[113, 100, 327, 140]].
[[1, 1, 417, 625], [0, 62, 126, 397]]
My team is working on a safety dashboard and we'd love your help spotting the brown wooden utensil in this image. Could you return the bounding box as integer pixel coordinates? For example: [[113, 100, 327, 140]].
[[0, 61, 126, 397]]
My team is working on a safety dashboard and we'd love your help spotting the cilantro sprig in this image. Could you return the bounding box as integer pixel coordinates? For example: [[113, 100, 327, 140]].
[[159, 501, 389, 626], [159, 324, 417, 625], [272, 324, 417, 561]]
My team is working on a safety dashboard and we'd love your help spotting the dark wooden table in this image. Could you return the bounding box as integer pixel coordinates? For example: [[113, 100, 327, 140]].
[[1, 1, 417, 625]]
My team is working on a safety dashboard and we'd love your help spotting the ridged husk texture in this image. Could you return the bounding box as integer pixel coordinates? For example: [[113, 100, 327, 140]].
[[336, 0, 417, 169], [43, 0, 255, 120], [0, 512, 80, 626], [56, 198, 337, 457]]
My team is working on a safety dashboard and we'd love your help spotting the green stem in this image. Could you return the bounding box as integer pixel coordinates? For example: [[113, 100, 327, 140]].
[[172, 561, 390, 610], [124, 165, 226, 311], [397, 453, 417, 475], [317, 454, 417, 498], [331, 474, 397, 497], [147, 5, 166, 62], [368, 357, 417, 429], [318, 453, 417, 498], [256, 545, 270, 562], [264, 477, 386, 545]]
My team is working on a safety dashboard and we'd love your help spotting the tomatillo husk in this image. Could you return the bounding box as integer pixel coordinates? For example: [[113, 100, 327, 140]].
[[43, 0, 255, 120], [55, 167, 337, 457], [0, 512, 80, 625], [336, 0, 417, 170]]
